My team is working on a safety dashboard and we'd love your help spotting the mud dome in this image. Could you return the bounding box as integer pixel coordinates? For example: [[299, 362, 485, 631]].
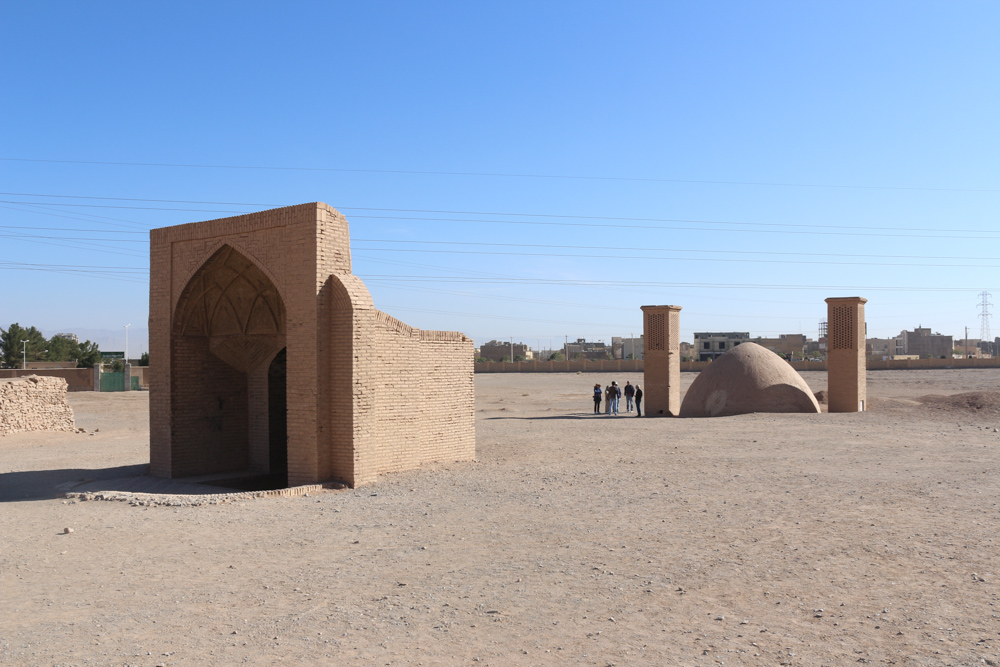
[[679, 342, 820, 417]]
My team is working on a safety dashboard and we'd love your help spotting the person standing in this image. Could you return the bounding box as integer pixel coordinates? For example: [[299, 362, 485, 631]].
[[623, 381, 635, 413], [592, 383, 603, 414], [610, 381, 621, 415], [634, 384, 643, 417], [604, 384, 612, 414]]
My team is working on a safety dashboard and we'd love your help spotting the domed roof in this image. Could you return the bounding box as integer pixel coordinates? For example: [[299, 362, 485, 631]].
[[679, 342, 820, 418]]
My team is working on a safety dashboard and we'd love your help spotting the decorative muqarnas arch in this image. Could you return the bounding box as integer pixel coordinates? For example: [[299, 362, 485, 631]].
[[149, 203, 475, 488]]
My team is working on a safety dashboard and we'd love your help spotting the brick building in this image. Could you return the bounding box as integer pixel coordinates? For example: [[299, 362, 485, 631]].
[[478, 340, 533, 362], [149, 203, 475, 488], [564, 338, 611, 361], [900, 326, 953, 359], [693, 332, 750, 361], [749, 333, 809, 359]]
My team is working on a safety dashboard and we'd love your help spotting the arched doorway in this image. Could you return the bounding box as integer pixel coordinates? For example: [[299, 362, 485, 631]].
[[170, 245, 286, 481]]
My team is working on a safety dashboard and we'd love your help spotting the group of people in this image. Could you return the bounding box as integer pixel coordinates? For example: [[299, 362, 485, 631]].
[[593, 380, 642, 417]]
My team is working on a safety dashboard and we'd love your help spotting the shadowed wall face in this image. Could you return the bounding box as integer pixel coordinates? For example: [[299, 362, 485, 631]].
[[169, 245, 286, 477], [268, 348, 287, 482]]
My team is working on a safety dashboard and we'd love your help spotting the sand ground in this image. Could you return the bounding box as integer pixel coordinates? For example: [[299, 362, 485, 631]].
[[2, 369, 1000, 666]]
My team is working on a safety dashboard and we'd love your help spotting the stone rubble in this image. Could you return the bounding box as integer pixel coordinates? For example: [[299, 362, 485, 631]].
[[0, 375, 75, 435]]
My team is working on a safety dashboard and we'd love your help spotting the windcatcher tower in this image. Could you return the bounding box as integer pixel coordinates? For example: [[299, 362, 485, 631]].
[[825, 296, 867, 412], [641, 305, 682, 416]]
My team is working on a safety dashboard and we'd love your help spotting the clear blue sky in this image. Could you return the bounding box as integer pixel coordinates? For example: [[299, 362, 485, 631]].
[[2, 2, 998, 352]]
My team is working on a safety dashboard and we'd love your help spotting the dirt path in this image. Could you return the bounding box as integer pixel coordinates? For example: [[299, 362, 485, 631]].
[[2, 370, 1000, 665]]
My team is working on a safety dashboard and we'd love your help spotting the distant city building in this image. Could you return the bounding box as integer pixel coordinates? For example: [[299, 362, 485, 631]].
[[955, 338, 986, 358], [479, 340, 533, 362], [564, 338, 611, 361], [749, 333, 809, 359], [866, 327, 954, 359], [866, 336, 903, 361], [693, 332, 750, 362], [899, 326, 953, 359], [980, 337, 1000, 357], [620, 336, 644, 360]]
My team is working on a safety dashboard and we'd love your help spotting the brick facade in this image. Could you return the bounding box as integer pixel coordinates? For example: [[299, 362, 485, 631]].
[[149, 203, 475, 487], [641, 305, 682, 416], [826, 296, 867, 413]]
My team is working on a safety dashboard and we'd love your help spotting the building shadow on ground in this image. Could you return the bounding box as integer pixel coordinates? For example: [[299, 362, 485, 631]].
[[485, 414, 642, 420], [0, 464, 149, 502]]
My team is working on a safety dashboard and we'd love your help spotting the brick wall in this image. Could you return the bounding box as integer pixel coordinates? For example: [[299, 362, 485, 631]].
[[0, 376, 75, 435], [150, 203, 475, 487], [0, 368, 93, 391], [350, 309, 474, 486]]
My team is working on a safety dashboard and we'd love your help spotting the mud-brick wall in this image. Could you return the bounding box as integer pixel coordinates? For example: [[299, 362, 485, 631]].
[[351, 310, 476, 485], [0, 376, 76, 435]]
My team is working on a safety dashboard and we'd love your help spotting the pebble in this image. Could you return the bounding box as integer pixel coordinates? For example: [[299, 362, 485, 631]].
[[63, 527, 73, 534]]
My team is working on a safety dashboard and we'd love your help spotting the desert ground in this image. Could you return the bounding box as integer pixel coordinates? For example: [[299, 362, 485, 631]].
[[3, 369, 1000, 666]]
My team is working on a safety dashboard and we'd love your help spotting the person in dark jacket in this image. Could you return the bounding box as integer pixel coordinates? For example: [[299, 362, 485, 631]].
[[623, 381, 635, 413], [592, 383, 602, 414], [610, 381, 621, 415], [634, 384, 643, 417]]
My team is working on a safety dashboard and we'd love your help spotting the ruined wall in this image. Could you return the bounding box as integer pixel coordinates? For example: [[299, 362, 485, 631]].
[[350, 309, 475, 486], [0, 376, 75, 435]]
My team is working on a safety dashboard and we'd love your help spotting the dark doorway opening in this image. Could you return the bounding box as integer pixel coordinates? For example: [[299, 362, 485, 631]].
[[268, 348, 288, 485]]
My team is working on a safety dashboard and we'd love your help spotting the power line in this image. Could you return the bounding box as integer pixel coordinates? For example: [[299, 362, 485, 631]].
[[2, 158, 996, 193], [4, 192, 1000, 239], [352, 244, 1000, 269], [0, 225, 147, 234], [0, 203, 154, 230], [347, 214, 1000, 240], [354, 238, 1000, 262], [358, 274, 994, 293], [0, 232, 146, 243], [4, 195, 1000, 237]]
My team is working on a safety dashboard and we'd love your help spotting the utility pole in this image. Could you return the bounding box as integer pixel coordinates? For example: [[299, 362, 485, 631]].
[[965, 326, 969, 359], [510, 337, 513, 363], [21, 340, 28, 369], [565, 335, 568, 359], [124, 323, 131, 363]]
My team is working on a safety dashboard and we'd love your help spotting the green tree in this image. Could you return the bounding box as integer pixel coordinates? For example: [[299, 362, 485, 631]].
[[73, 340, 102, 368], [548, 352, 565, 361], [46, 334, 78, 362], [0, 323, 46, 368], [139, 351, 149, 366]]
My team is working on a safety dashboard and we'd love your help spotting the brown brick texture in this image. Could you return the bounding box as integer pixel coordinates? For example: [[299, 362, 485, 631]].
[[149, 203, 475, 487]]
